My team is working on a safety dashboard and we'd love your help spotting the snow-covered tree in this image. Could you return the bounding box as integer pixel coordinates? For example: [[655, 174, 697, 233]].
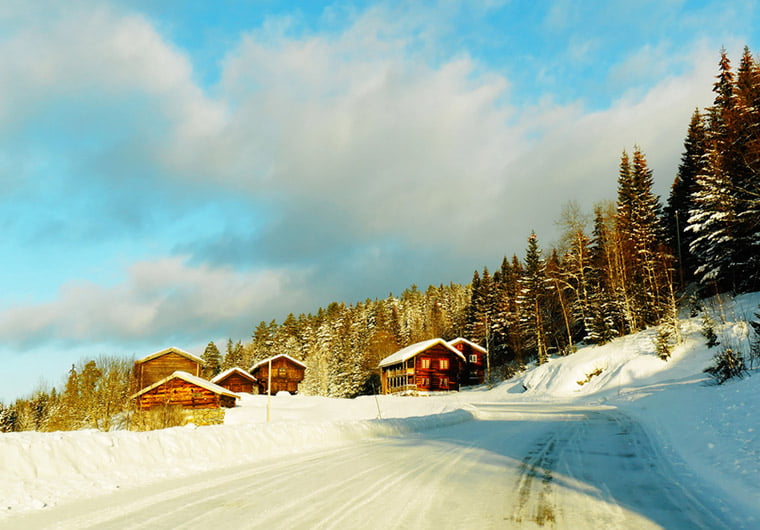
[[665, 109, 708, 285], [518, 232, 549, 364]]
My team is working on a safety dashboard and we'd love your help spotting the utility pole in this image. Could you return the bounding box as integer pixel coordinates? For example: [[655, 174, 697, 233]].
[[486, 313, 492, 390], [266, 357, 272, 423]]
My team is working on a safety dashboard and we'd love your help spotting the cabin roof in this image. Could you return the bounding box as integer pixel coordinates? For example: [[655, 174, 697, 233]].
[[130, 371, 239, 400], [134, 346, 204, 365], [378, 338, 466, 368], [448, 337, 488, 354], [250, 354, 307, 372], [211, 367, 258, 384]]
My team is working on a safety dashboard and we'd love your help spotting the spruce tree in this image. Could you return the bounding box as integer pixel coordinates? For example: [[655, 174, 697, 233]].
[[223, 340, 245, 370], [689, 48, 760, 293], [519, 232, 549, 364], [585, 203, 621, 344], [201, 341, 222, 378], [665, 109, 708, 284], [615, 147, 667, 328]]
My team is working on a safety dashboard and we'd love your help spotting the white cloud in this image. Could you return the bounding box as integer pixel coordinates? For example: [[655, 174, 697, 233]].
[[0, 1, 737, 358], [0, 257, 308, 346], [0, 3, 227, 154]]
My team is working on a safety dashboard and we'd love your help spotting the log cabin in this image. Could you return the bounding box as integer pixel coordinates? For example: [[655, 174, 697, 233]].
[[379, 338, 466, 395], [131, 371, 238, 410], [211, 367, 259, 394], [134, 347, 203, 390], [250, 354, 306, 395], [448, 337, 488, 386]]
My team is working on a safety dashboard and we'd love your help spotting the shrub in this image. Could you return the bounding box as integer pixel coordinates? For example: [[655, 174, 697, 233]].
[[576, 367, 603, 386], [704, 348, 748, 385], [701, 313, 720, 348], [128, 404, 188, 431]]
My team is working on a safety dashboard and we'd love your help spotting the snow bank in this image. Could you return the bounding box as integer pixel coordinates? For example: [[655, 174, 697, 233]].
[[501, 291, 760, 523], [0, 399, 471, 517]]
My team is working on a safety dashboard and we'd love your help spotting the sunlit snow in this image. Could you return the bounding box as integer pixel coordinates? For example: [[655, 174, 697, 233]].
[[1, 293, 758, 527]]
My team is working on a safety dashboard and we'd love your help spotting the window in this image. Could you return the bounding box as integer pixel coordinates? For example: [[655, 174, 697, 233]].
[[420, 358, 431, 369], [439, 359, 449, 370], [469, 354, 478, 363], [278, 367, 287, 377], [440, 377, 449, 388]]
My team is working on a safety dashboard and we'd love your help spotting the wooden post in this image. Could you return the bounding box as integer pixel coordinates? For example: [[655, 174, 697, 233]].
[[486, 313, 492, 389], [266, 357, 272, 423]]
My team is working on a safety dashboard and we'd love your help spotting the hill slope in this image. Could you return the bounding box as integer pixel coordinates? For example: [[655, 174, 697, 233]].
[[0, 293, 757, 524]]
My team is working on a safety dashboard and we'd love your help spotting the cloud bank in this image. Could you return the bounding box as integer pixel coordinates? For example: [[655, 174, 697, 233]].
[[0, 1, 746, 400]]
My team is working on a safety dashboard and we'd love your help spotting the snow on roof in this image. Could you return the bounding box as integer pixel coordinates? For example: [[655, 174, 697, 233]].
[[250, 354, 307, 372], [448, 337, 488, 354], [378, 338, 466, 368], [135, 346, 204, 365], [130, 371, 239, 400], [211, 367, 258, 384]]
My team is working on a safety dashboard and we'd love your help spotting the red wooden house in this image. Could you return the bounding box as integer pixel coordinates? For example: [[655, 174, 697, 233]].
[[250, 354, 307, 394], [134, 347, 203, 390], [131, 371, 238, 410], [212, 367, 259, 394], [448, 337, 488, 386], [379, 338, 466, 394]]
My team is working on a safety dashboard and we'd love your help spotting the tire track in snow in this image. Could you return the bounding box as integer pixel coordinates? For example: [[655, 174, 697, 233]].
[[318, 438, 479, 529], [112, 444, 385, 529], [1, 443, 375, 530]]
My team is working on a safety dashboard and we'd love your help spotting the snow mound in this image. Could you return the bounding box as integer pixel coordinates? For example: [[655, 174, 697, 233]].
[[0, 398, 470, 518]]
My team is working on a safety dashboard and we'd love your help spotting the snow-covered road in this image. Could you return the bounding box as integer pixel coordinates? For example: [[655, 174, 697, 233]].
[[1, 403, 734, 529]]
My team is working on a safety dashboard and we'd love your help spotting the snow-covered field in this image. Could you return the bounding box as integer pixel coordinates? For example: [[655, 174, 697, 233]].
[[1, 293, 758, 526]]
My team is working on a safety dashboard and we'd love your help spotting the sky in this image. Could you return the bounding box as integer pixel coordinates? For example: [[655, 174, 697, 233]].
[[1, 0, 759, 402]]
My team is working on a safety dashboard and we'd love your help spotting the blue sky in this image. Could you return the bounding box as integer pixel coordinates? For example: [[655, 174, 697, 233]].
[[1, 0, 758, 402]]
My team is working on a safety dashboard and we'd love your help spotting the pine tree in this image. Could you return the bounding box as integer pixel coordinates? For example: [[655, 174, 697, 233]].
[[733, 47, 760, 291], [518, 232, 549, 364], [556, 201, 592, 344], [615, 147, 667, 328], [201, 341, 222, 378], [585, 203, 621, 344], [689, 48, 760, 293], [665, 109, 708, 284], [545, 249, 575, 354], [0, 402, 17, 433], [223, 339, 245, 369]]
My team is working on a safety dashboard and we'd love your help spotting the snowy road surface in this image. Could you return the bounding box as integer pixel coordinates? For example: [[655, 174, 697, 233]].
[[2, 403, 734, 529]]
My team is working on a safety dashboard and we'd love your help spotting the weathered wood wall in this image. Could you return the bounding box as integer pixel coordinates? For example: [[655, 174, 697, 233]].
[[136, 352, 201, 389], [217, 373, 256, 394], [253, 357, 305, 394], [135, 379, 234, 410]]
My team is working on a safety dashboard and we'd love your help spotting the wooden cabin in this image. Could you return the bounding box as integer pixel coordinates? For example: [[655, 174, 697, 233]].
[[134, 347, 203, 390], [131, 371, 238, 410], [379, 338, 466, 395], [250, 354, 306, 394], [212, 367, 258, 394], [448, 337, 488, 386]]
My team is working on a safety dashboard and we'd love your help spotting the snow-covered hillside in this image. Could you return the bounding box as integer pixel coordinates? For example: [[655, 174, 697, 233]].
[[1, 293, 758, 524]]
